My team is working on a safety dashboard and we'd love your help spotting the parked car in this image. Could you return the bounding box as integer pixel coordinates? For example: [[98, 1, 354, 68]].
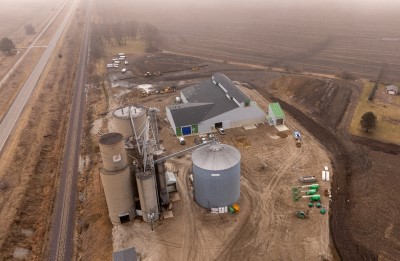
[[121, 68, 127, 73], [178, 137, 185, 145], [124, 60, 129, 65], [218, 128, 225, 135]]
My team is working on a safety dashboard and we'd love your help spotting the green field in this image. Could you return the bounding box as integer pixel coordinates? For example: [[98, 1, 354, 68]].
[[349, 81, 400, 144]]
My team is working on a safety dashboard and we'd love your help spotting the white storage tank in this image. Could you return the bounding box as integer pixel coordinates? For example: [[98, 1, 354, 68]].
[[113, 106, 147, 139], [99, 133, 127, 172], [136, 171, 159, 223], [100, 166, 135, 225], [192, 143, 241, 208]]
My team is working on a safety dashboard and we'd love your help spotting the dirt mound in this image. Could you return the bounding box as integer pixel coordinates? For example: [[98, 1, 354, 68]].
[[270, 76, 352, 128]]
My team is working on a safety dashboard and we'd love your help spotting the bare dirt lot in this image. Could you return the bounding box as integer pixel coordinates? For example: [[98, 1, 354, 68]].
[[80, 50, 400, 261], [81, 52, 334, 260]]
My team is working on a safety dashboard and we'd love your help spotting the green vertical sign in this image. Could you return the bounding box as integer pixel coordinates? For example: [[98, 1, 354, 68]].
[[191, 124, 198, 134], [176, 127, 182, 136]]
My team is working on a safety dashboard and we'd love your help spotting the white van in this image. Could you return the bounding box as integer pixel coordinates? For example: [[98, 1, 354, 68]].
[[106, 64, 113, 68], [118, 53, 125, 56]]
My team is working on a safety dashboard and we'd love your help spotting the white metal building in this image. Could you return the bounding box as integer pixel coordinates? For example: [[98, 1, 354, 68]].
[[166, 73, 266, 136], [386, 85, 398, 95]]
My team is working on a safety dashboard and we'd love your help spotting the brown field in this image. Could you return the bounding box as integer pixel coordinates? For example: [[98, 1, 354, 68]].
[[350, 81, 400, 145], [92, 0, 400, 82], [0, 0, 85, 259]]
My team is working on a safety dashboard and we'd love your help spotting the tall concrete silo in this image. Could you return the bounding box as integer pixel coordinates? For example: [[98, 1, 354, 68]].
[[192, 143, 241, 208], [136, 170, 159, 223], [113, 106, 147, 139], [99, 132, 135, 225], [99, 133, 127, 172], [100, 166, 135, 225]]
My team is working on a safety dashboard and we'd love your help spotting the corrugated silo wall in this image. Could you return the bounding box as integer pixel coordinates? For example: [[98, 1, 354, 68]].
[[132, 109, 147, 138], [136, 174, 159, 222], [193, 162, 240, 208], [113, 116, 133, 139]]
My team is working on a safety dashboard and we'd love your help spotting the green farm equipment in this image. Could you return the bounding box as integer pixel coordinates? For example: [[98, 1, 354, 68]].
[[293, 194, 321, 202], [295, 210, 309, 219]]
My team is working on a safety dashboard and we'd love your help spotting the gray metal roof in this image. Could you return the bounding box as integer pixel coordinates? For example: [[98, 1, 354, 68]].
[[212, 73, 249, 103], [169, 73, 250, 127], [168, 102, 215, 127], [113, 247, 137, 261], [192, 143, 241, 171]]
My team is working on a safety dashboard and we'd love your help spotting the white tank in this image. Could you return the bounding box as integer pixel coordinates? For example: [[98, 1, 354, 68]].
[[99, 133, 127, 172], [113, 106, 147, 139], [136, 171, 159, 223], [100, 166, 135, 225]]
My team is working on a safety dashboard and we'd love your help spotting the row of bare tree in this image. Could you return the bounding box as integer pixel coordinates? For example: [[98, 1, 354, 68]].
[[90, 20, 161, 60]]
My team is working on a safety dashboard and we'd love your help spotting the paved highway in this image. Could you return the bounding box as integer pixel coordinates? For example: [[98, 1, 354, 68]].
[[0, 0, 77, 153], [0, 0, 68, 91], [48, 0, 92, 259]]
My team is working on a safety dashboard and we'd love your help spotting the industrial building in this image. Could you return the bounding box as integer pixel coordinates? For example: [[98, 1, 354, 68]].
[[166, 73, 266, 136], [386, 85, 398, 95], [192, 143, 241, 208], [267, 102, 285, 128]]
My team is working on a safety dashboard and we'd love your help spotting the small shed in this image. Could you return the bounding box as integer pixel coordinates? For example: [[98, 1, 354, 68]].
[[165, 171, 177, 192], [386, 85, 398, 95], [113, 247, 137, 261], [267, 102, 285, 126]]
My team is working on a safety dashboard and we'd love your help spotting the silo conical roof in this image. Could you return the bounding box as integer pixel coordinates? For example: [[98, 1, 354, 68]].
[[192, 143, 240, 171]]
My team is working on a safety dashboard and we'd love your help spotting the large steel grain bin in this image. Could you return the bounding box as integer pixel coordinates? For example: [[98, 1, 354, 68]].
[[192, 143, 240, 208]]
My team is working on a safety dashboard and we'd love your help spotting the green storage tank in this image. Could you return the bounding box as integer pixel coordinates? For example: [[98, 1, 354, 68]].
[[306, 189, 317, 195], [310, 195, 321, 201]]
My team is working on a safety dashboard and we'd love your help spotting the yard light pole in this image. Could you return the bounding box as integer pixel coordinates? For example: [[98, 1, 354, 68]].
[[148, 212, 155, 231]]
